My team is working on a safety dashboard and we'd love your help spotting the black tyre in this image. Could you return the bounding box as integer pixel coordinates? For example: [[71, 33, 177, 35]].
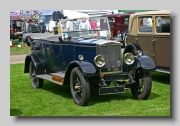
[[29, 61, 44, 88], [131, 71, 152, 100], [70, 67, 90, 106]]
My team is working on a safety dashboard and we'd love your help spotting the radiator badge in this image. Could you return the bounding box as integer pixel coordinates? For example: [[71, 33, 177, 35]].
[[108, 41, 112, 45]]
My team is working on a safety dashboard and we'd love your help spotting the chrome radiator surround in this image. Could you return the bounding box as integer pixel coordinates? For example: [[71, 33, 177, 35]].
[[96, 41, 122, 74]]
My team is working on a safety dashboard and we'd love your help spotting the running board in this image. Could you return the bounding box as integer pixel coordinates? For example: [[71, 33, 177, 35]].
[[36, 71, 65, 86], [155, 68, 170, 74]]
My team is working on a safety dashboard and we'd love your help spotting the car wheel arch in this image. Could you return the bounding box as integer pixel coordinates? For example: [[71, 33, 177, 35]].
[[63, 61, 97, 85], [63, 63, 79, 85], [24, 54, 45, 75], [123, 43, 143, 56]]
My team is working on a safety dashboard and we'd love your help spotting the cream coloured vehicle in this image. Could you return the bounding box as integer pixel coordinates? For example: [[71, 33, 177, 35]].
[[124, 10, 170, 74]]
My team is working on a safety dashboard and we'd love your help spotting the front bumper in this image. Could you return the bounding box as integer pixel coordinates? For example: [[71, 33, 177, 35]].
[[99, 72, 136, 95], [103, 72, 128, 81]]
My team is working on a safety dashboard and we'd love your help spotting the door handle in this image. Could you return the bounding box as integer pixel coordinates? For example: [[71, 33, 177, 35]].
[[152, 38, 155, 45]]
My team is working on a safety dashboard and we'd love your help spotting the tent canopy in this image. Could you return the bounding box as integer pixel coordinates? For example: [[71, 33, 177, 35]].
[[63, 10, 89, 19], [118, 10, 156, 12]]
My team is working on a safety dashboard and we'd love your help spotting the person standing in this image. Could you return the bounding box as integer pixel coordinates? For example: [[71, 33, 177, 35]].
[[79, 17, 90, 30], [66, 17, 73, 31], [89, 19, 97, 34], [96, 20, 100, 36], [38, 20, 46, 33], [86, 18, 91, 30], [158, 16, 166, 25], [21, 17, 30, 43], [146, 17, 153, 26], [49, 18, 55, 33]]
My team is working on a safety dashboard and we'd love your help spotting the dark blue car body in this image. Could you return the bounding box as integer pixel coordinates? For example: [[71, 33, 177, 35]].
[[24, 31, 156, 106]]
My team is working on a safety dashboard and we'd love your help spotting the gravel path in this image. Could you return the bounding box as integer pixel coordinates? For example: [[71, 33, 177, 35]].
[[10, 54, 27, 64]]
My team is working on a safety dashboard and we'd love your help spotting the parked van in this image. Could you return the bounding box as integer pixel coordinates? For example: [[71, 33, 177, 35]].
[[10, 18, 23, 39]]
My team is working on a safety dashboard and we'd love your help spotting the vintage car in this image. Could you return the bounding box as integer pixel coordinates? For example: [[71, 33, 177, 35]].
[[10, 18, 24, 40], [24, 16, 156, 106], [101, 14, 130, 47], [124, 10, 170, 74]]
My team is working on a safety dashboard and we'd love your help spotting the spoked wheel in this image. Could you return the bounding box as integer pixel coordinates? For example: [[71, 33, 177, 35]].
[[70, 67, 90, 106], [29, 61, 44, 88], [131, 70, 152, 100]]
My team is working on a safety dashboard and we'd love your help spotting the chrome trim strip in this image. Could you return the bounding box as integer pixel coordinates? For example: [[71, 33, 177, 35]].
[[100, 71, 122, 75], [100, 44, 121, 46], [155, 69, 170, 74], [97, 41, 120, 46], [74, 45, 96, 47], [44, 43, 96, 47]]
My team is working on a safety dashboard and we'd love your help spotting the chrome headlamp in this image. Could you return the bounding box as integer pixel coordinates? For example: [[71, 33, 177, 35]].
[[124, 53, 135, 65], [94, 55, 106, 67]]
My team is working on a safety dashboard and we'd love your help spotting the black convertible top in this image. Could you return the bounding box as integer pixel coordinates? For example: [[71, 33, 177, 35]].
[[24, 33, 62, 42]]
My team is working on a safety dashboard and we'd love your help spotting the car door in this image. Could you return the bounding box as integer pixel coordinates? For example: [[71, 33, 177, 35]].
[[61, 40, 75, 67], [46, 37, 66, 71], [39, 39, 52, 68], [29, 38, 52, 69], [153, 15, 170, 69], [136, 15, 156, 63]]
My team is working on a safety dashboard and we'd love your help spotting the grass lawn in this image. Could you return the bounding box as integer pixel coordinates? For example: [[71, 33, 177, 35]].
[[10, 63, 170, 116], [10, 42, 31, 55]]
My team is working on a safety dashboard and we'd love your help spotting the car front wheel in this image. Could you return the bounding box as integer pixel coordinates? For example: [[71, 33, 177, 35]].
[[29, 61, 44, 88], [131, 71, 152, 100], [70, 67, 90, 106]]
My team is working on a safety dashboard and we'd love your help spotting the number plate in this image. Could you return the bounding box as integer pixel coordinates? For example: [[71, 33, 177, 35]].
[[99, 86, 125, 95]]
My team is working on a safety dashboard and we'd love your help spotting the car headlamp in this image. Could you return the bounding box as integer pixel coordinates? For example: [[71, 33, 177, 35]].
[[94, 55, 106, 67], [124, 53, 135, 65]]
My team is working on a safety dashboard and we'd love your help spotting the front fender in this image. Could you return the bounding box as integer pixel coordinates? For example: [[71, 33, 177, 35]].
[[63, 61, 97, 85], [68, 61, 97, 77], [123, 43, 143, 55], [24, 53, 45, 75], [135, 55, 156, 72]]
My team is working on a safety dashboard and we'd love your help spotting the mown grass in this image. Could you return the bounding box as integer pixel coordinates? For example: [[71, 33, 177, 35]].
[[10, 42, 31, 55], [10, 63, 170, 116]]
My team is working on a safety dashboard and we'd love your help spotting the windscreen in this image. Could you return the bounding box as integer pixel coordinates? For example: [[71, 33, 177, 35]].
[[39, 15, 52, 24], [59, 17, 111, 39]]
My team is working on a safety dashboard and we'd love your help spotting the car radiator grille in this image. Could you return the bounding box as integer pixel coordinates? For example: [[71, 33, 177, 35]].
[[98, 44, 122, 73]]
